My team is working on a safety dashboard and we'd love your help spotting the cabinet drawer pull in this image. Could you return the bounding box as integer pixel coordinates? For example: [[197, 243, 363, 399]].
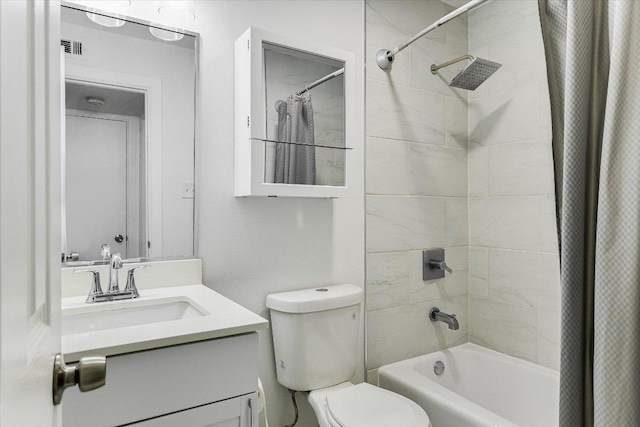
[[248, 397, 255, 427]]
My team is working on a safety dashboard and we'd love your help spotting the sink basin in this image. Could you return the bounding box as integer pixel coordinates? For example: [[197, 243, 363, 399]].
[[61, 284, 269, 362], [62, 298, 208, 335]]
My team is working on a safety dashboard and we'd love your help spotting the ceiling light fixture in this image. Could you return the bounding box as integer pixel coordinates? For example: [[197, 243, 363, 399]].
[[86, 97, 105, 106], [84, 0, 131, 27], [85, 12, 126, 27]]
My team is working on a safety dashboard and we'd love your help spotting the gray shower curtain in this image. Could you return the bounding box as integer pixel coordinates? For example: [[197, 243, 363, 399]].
[[274, 96, 316, 185], [538, 1, 640, 426]]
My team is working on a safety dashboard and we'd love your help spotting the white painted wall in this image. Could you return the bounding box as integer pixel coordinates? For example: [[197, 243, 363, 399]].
[[62, 19, 195, 257], [191, 5, 364, 426], [66, 2, 365, 427]]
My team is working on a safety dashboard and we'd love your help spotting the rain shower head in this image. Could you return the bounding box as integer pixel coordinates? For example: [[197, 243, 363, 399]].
[[431, 55, 502, 91]]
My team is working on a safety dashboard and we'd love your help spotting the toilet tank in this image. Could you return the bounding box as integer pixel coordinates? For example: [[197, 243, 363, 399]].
[[266, 284, 362, 391]]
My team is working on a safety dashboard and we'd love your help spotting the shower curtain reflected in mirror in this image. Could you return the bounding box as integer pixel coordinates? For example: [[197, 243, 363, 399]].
[[539, 0, 640, 425], [274, 96, 316, 185]]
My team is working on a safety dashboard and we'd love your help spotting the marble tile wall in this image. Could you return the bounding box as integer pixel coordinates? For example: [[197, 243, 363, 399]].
[[365, 0, 560, 381], [365, 0, 470, 381], [467, 0, 561, 370]]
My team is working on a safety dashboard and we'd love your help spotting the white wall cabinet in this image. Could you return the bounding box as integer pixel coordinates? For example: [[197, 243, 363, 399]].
[[234, 27, 357, 198], [63, 333, 259, 427]]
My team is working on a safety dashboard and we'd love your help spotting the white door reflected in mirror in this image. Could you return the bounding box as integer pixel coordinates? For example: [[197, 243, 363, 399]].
[[66, 113, 130, 260]]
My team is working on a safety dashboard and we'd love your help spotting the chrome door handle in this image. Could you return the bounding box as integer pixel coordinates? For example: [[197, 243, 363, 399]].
[[114, 234, 124, 243], [52, 353, 106, 405]]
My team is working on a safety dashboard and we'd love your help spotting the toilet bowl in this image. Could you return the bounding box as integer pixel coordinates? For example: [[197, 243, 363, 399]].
[[308, 382, 431, 427], [266, 284, 431, 426]]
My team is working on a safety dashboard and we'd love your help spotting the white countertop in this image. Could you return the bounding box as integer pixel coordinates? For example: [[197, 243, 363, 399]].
[[62, 284, 269, 362]]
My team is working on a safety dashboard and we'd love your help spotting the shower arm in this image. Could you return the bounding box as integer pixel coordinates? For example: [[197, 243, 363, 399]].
[[296, 67, 344, 96], [376, 0, 491, 70], [430, 55, 475, 74]]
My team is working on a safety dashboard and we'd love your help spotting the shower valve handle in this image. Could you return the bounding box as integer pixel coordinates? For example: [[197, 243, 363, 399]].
[[429, 260, 453, 273]]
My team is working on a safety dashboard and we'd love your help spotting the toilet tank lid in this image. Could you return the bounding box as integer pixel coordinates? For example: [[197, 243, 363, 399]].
[[266, 284, 362, 314]]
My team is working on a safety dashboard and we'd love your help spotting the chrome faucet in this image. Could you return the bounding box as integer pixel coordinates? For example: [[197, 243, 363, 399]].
[[429, 307, 459, 330], [75, 256, 150, 303], [124, 265, 149, 298], [74, 270, 104, 303], [108, 253, 123, 293]]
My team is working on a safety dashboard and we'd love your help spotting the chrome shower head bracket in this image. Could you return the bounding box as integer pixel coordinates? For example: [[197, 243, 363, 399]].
[[376, 49, 394, 71], [430, 55, 475, 74]]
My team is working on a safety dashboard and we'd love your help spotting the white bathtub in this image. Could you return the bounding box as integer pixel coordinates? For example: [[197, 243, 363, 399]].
[[378, 343, 559, 427]]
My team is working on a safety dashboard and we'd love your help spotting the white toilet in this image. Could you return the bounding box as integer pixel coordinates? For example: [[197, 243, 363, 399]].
[[266, 284, 431, 427]]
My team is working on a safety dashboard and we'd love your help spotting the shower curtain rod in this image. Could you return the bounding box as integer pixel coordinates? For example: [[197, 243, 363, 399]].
[[295, 67, 344, 96], [376, 0, 491, 70]]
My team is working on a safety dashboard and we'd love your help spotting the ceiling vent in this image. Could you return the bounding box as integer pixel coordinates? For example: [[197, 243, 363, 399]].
[[60, 39, 83, 56]]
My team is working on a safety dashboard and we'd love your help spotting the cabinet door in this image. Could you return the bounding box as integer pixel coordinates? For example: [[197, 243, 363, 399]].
[[131, 393, 258, 427], [63, 333, 259, 427]]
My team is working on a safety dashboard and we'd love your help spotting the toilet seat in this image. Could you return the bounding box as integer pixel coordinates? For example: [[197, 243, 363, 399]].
[[325, 405, 343, 427], [323, 383, 430, 427]]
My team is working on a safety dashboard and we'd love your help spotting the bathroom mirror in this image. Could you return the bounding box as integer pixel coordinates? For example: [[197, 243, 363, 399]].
[[61, 4, 197, 263], [263, 44, 346, 187], [235, 27, 356, 198]]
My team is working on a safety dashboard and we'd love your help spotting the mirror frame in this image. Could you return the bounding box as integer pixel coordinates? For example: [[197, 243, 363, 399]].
[[234, 27, 356, 198], [60, 2, 200, 264]]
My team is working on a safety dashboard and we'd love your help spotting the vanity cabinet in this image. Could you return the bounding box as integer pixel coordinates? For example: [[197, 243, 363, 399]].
[[131, 393, 256, 427], [62, 333, 259, 427]]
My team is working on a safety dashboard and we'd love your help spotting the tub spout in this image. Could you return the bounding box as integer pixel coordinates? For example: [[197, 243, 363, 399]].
[[429, 307, 459, 330]]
